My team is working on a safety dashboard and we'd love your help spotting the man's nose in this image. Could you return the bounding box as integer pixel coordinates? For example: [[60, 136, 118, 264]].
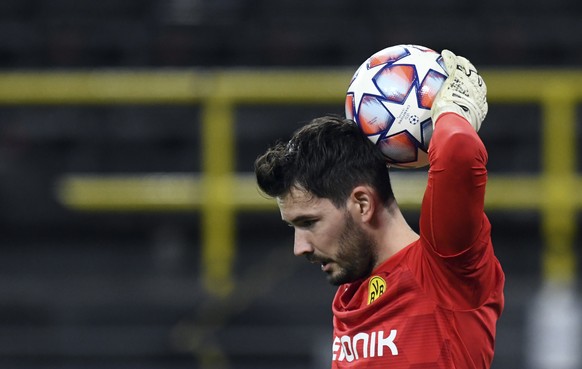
[[293, 229, 313, 256]]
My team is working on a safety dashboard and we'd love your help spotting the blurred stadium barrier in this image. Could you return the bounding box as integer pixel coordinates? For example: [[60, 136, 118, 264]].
[[1, 69, 579, 296]]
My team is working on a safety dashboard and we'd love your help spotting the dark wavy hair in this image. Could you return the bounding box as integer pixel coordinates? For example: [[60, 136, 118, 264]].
[[254, 115, 394, 208]]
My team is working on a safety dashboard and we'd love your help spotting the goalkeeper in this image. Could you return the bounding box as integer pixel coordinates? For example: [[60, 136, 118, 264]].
[[254, 50, 505, 369]]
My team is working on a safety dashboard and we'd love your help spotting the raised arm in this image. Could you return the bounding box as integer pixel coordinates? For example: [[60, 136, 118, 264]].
[[420, 50, 489, 255], [420, 113, 487, 255]]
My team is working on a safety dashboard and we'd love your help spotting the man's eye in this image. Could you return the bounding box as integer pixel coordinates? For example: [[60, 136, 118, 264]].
[[285, 219, 317, 229], [300, 219, 316, 228]]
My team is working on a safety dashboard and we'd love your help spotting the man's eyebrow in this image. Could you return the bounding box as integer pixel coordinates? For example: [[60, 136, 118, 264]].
[[286, 214, 317, 225]]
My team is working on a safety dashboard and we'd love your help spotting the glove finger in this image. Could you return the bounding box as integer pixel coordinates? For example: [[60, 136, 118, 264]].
[[440, 49, 458, 76], [457, 55, 476, 74], [456, 55, 486, 90]]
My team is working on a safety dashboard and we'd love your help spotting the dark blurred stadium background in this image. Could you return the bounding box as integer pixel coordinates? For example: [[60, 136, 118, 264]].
[[0, 1, 581, 369]]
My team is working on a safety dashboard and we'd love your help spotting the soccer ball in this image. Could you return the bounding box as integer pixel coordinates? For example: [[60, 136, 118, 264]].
[[345, 44, 448, 168]]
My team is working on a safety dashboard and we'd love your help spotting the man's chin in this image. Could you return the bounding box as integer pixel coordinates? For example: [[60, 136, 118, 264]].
[[326, 264, 372, 286], [326, 268, 351, 286]]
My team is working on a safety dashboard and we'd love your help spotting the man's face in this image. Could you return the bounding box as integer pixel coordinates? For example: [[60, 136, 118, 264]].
[[277, 187, 377, 286]]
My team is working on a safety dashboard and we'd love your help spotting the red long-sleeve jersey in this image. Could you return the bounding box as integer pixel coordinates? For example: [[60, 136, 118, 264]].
[[331, 113, 505, 369]]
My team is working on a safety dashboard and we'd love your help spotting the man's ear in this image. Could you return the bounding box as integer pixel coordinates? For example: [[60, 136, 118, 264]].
[[349, 185, 375, 222]]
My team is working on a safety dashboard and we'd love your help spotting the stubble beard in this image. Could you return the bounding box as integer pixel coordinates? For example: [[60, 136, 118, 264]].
[[327, 212, 377, 286]]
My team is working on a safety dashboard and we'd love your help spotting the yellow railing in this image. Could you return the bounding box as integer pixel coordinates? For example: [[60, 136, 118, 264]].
[[1, 69, 579, 296]]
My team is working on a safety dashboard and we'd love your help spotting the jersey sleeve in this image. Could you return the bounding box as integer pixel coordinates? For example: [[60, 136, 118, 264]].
[[420, 112, 488, 256], [417, 112, 502, 309]]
